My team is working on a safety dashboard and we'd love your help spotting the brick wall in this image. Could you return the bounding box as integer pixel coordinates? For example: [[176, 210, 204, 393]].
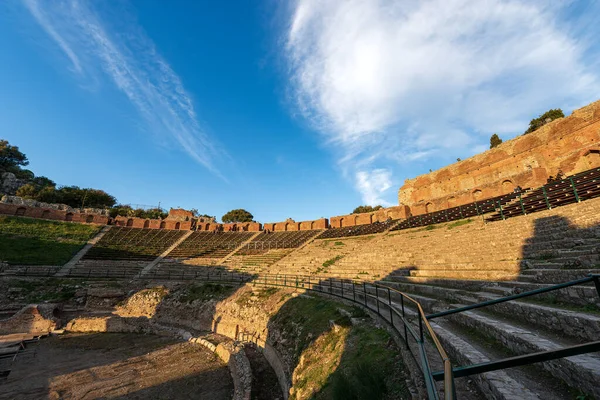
[[0, 203, 108, 224], [399, 99, 600, 215]]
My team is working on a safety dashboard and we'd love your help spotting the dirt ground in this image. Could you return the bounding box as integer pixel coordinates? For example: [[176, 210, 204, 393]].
[[1, 333, 233, 400], [244, 343, 283, 400]]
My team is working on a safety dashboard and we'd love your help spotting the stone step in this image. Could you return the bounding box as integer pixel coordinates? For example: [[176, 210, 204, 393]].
[[517, 269, 600, 283], [394, 305, 545, 399], [383, 275, 600, 307], [399, 293, 600, 398], [409, 269, 518, 280], [382, 281, 600, 342]]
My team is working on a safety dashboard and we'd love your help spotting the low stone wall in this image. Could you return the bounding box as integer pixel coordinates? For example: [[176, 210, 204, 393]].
[[0, 201, 109, 225], [263, 218, 328, 232], [0, 304, 60, 334], [65, 315, 252, 400], [112, 216, 190, 230], [329, 206, 410, 228]]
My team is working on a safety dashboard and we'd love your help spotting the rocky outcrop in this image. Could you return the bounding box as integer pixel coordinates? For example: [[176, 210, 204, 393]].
[[0, 304, 61, 334], [0, 173, 26, 196], [0, 194, 110, 215]]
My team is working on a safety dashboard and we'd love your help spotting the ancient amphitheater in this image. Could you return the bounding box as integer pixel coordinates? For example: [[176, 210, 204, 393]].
[[1, 100, 600, 399]]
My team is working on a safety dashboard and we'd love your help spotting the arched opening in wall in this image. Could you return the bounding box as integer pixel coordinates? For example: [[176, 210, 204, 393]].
[[175, 222, 181, 230], [144, 220, 150, 228], [425, 202, 434, 214], [41, 210, 50, 219], [65, 213, 73, 222], [501, 180, 514, 194], [472, 189, 483, 201], [86, 215, 94, 223], [583, 149, 600, 168], [339, 218, 345, 228], [205, 223, 210, 231], [160, 221, 166, 229], [15, 207, 26, 216], [126, 219, 134, 227], [310, 221, 314, 229], [447, 197, 456, 208], [285, 223, 291, 231]]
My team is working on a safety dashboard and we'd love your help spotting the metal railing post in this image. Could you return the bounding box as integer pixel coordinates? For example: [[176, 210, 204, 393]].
[[518, 193, 526, 215], [592, 275, 600, 299], [474, 201, 480, 216], [570, 177, 580, 202], [498, 200, 505, 220], [388, 288, 393, 324], [401, 296, 409, 349], [459, 205, 463, 219], [542, 186, 551, 209]]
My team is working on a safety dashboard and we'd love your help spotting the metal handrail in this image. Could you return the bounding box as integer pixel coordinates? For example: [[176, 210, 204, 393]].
[[252, 273, 454, 399], [8, 266, 600, 399], [5, 267, 454, 399], [426, 274, 600, 381]]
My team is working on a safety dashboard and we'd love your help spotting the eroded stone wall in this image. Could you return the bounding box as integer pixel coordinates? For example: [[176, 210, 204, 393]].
[[399, 99, 600, 215]]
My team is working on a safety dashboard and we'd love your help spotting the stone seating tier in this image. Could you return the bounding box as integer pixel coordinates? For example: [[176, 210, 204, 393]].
[[83, 228, 186, 261]]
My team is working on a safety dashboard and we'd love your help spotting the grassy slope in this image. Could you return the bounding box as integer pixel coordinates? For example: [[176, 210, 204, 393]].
[[0, 216, 100, 265], [271, 296, 409, 400]]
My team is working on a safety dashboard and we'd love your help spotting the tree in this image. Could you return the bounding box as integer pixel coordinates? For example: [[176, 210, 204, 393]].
[[352, 205, 383, 214], [490, 133, 503, 149], [524, 108, 564, 134], [0, 139, 29, 171], [15, 183, 39, 199], [222, 209, 254, 223]]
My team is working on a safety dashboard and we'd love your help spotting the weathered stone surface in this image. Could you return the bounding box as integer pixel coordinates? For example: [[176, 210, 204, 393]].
[[0, 173, 26, 196], [0, 304, 61, 334], [399, 99, 600, 215]]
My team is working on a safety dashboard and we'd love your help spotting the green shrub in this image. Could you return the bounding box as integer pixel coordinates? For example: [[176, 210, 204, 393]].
[[323, 255, 344, 268], [524, 108, 564, 134]]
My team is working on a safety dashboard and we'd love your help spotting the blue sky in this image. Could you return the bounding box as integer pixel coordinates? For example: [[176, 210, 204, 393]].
[[1, 1, 599, 223]]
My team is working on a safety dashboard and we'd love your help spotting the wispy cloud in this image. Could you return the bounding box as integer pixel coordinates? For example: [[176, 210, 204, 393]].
[[22, 0, 224, 174], [283, 0, 600, 205]]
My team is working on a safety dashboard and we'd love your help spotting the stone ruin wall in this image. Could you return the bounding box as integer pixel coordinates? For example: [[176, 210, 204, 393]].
[[0, 195, 110, 225], [262, 218, 329, 232], [329, 206, 410, 228], [399, 99, 600, 216]]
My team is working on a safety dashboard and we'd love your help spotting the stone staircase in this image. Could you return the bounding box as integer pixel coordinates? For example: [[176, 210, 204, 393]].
[[375, 275, 600, 399], [267, 196, 600, 284], [269, 235, 380, 278], [223, 249, 292, 274]]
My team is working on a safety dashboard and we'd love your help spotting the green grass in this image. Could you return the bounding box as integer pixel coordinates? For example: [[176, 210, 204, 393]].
[[177, 283, 236, 303], [323, 255, 344, 268], [272, 296, 408, 400], [10, 278, 86, 303], [446, 218, 473, 229], [0, 216, 100, 265]]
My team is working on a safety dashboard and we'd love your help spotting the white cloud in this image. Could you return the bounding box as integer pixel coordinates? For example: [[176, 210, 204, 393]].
[[355, 169, 393, 206], [22, 0, 223, 174], [284, 0, 600, 203]]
